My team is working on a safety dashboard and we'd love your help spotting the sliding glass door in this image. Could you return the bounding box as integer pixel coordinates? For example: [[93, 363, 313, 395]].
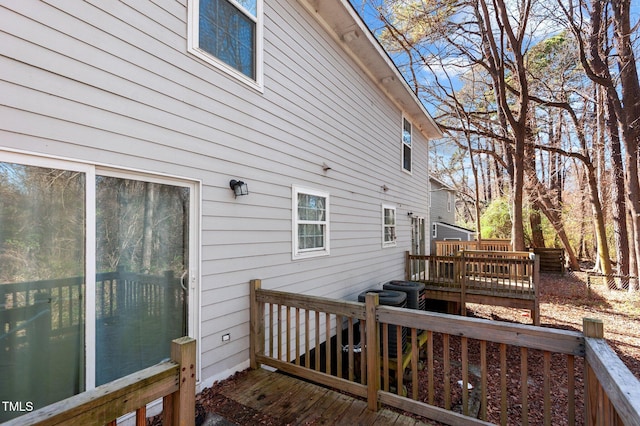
[[0, 156, 197, 421], [0, 163, 86, 419], [95, 176, 190, 385]]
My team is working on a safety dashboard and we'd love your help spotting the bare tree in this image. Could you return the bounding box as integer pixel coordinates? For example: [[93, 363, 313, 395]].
[[559, 0, 640, 285]]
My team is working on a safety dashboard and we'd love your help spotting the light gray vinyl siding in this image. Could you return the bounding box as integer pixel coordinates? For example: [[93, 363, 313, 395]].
[[433, 224, 474, 242], [430, 181, 456, 225], [0, 0, 432, 384]]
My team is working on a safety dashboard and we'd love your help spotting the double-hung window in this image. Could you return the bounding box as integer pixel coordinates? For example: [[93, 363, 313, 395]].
[[402, 117, 412, 172], [293, 186, 329, 259], [0, 153, 199, 421], [382, 205, 397, 247], [189, 0, 263, 88]]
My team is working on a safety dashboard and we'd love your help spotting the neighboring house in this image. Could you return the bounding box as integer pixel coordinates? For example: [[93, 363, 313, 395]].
[[0, 0, 441, 421], [429, 176, 475, 253]]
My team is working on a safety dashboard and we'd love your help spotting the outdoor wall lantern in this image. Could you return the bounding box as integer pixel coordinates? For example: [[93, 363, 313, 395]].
[[229, 179, 249, 197]]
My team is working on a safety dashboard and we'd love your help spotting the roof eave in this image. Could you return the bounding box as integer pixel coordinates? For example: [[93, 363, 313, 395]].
[[298, 0, 443, 140]]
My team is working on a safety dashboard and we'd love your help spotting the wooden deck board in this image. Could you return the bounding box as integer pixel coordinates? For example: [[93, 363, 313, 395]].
[[219, 370, 284, 406], [219, 368, 433, 425], [293, 392, 349, 425], [265, 378, 332, 422], [303, 391, 354, 425]]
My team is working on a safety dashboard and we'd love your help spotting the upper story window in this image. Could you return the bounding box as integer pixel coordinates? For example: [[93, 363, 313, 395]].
[[402, 117, 412, 172], [382, 205, 397, 247], [293, 186, 330, 259], [189, 0, 263, 88], [447, 192, 452, 212]]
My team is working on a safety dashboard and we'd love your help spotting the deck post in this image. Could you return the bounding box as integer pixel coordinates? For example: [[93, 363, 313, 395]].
[[583, 318, 604, 425], [365, 292, 380, 411], [163, 336, 196, 426], [458, 251, 467, 316], [250, 279, 264, 369], [405, 251, 411, 281], [531, 253, 540, 325]]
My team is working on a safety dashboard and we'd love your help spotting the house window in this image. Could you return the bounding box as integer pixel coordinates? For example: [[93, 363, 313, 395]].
[[0, 154, 198, 420], [432, 223, 437, 238], [447, 192, 452, 212], [383, 205, 397, 247], [189, 0, 262, 86], [402, 117, 412, 172], [293, 186, 329, 259]]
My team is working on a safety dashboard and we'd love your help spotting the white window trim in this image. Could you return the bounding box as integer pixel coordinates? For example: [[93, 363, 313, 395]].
[[0, 150, 201, 391], [292, 185, 330, 260], [402, 116, 412, 174], [382, 204, 397, 248], [187, 0, 264, 91]]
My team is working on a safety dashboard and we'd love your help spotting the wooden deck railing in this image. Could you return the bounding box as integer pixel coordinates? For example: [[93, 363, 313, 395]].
[[250, 280, 640, 425], [406, 251, 540, 324], [1, 268, 185, 338], [1, 269, 187, 410], [435, 239, 511, 256], [583, 319, 640, 424], [250, 282, 369, 399], [3, 336, 196, 426]]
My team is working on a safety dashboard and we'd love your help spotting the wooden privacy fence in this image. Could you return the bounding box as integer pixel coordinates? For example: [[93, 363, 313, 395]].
[[406, 250, 540, 325], [3, 337, 196, 426], [250, 280, 640, 425], [531, 247, 565, 274]]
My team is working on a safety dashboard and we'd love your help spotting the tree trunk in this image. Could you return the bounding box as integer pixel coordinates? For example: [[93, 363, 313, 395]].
[[464, 129, 483, 244], [605, 95, 629, 276], [595, 85, 608, 226], [142, 182, 156, 273], [528, 116, 545, 249], [612, 0, 640, 289], [586, 162, 612, 274], [511, 135, 526, 251], [476, 0, 530, 251], [529, 198, 545, 248], [529, 177, 581, 270]]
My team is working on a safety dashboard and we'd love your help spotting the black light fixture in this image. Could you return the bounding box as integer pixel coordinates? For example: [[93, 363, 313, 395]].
[[229, 179, 249, 197]]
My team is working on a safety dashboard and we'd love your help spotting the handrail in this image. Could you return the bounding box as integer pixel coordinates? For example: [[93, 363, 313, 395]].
[[435, 240, 512, 256], [4, 337, 196, 426], [1, 269, 184, 338], [583, 319, 640, 425], [250, 280, 640, 425], [377, 306, 582, 354]]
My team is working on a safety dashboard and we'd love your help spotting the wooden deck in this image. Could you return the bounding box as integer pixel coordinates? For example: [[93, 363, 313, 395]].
[[406, 251, 540, 324], [216, 368, 432, 425]]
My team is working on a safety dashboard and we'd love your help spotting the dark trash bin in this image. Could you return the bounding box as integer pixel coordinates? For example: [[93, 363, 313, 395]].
[[358, 289, 407, 359]]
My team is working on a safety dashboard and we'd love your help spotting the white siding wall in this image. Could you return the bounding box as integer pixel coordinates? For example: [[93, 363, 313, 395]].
[[0, 0, 431, 385]]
